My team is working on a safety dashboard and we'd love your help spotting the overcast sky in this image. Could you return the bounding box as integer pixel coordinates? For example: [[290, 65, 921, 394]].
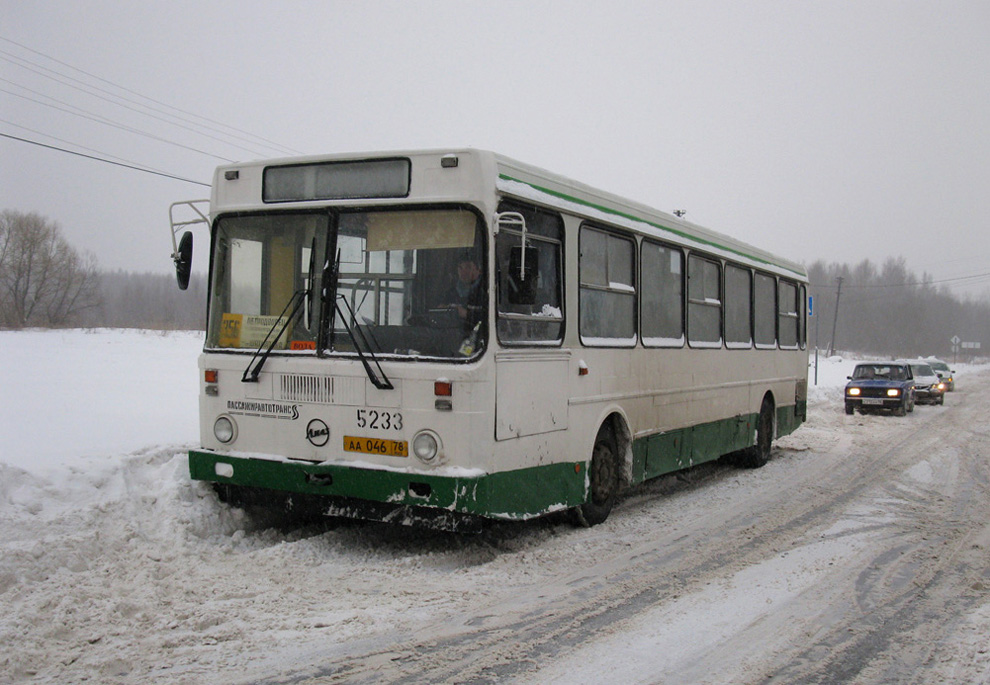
[[2, 1, 989, 299]]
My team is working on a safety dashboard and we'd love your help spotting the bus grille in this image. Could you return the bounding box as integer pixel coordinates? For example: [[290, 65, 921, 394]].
[[278, 374, 333, 404]]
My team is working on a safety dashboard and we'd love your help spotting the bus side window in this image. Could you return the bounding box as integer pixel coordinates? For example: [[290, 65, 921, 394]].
[[754, 272, 777, 348], [778, 280, 799, 348], [495, 202, 564, 344]]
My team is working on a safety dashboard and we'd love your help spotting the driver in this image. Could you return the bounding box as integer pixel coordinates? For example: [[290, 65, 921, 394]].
[[445, 251, 484, 332]]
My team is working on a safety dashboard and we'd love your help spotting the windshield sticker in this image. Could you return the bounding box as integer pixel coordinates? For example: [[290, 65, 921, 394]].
[[219, 313, 289, 349]]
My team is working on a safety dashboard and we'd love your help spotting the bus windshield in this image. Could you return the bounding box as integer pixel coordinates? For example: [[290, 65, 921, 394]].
[[206, 207, 487, 360]]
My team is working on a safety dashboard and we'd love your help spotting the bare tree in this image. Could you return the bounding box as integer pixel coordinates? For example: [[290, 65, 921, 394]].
[[0, 210, 102, 328]]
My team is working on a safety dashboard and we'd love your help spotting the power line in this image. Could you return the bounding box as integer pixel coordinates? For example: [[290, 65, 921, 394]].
[[811, 271, 990, 290], [1, 132, 210, 187], [0, 35, 299, 156], [1, 86, 235, 162], [0, 116, 191, 177], [0, 50, 287, 158]]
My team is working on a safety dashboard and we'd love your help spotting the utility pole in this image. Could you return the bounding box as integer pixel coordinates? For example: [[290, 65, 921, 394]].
[[827, 276, 844, 357]]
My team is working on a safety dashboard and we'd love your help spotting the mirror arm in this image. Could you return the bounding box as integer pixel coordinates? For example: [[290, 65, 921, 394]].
[[494, 211, 528, 281], [168, 200, 209, 290]]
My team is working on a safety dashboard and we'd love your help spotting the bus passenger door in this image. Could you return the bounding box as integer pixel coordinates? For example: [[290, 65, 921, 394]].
[[495, 351, 570, 440]]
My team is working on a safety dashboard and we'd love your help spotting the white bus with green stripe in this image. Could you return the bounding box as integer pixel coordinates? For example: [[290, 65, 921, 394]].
[[170, 149, 808, 531]]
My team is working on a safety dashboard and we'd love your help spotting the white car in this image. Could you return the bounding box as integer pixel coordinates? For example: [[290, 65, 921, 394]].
[[900, 360, 946, 405], [927, 359, 956, 391]]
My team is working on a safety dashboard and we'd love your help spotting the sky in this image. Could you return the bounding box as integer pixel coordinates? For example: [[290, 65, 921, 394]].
[[2, 1, 989, 299]]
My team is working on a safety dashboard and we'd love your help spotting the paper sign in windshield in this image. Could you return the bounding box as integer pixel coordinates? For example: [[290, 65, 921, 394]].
[[219, 313, 289, 349]]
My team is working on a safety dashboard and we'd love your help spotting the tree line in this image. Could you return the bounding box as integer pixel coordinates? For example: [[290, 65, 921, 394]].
[[3, 210, 988, 357], [807, 257, 989, 360], [80, 270, 207, 330], [1, 209, 204, 331]]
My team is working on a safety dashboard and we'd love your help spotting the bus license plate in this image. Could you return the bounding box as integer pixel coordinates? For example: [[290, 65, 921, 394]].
[[343, 436, 408, 457], [861, 398, 884, 405]]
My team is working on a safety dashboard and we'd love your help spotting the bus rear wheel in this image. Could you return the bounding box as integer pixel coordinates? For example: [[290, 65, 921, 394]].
[[738, 398, 774, 468], [575, 424, 619, 527]]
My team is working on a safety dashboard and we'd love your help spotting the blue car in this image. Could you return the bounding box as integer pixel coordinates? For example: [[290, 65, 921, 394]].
[[845, 362, 916, 416]]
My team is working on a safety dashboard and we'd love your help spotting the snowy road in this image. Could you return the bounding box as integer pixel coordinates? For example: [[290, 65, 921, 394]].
[[2, 330, 988, 684], [269, 369, 990, 685]]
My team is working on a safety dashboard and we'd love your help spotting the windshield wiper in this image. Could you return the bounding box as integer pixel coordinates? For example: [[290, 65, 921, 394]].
[[321, 248, 392, 390], [242, 289, 308, 383], [243, 236, 320, 383], [335, 294, 393, 390]]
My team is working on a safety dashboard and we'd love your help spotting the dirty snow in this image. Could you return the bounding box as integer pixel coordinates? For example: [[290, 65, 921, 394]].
[[1, 329, 987, 683]]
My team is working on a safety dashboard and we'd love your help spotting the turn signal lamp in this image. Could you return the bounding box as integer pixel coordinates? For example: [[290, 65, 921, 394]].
[[434, 379, 453, 411], [205, 369, 219, 396]]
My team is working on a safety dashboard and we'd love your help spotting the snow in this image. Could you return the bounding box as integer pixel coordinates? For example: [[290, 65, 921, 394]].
[[1, 329, 986, 683], [0, 329, 202, 472], [533, 527, 878, 684]]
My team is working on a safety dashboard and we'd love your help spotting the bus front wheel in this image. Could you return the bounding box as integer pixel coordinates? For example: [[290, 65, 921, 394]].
[[575, 424, 619, 527]]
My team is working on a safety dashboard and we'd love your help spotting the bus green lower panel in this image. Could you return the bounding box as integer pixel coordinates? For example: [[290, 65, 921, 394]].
[[189, 450, 586, 522], [631, 402, 804, 483], [634, 412, 757, 482], [778, 400, 807, 438]]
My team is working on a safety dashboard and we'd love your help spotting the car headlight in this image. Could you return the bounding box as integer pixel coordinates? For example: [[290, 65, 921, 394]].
[[887, 389, 900, 397], [847, 387, 861, 396], [937, 382, 945, 390], [412, 430, 442, 464], [214, 415, 236, 443]]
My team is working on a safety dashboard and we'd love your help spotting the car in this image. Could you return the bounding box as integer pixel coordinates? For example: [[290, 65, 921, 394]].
[[845, 362, 916, 416], [927, 358, 956, 391], [900, 360, 946, 405]]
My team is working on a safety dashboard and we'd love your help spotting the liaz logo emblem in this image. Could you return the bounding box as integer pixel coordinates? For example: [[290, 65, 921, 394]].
[[306, 419, 330, 447]]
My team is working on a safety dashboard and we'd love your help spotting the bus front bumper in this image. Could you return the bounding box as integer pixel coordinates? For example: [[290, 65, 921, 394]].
[[188, 450, 585, 531]]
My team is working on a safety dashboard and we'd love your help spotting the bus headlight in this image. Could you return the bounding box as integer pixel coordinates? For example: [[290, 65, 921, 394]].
[[412, 430, 442, 464], [214, 415, 237, 444]]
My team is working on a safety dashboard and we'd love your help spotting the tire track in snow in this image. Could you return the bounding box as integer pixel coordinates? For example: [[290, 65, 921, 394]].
[[262, 380, 990, 684]]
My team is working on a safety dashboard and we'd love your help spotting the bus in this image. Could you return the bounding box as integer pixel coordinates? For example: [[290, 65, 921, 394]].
[[169, 149, 808, 532]]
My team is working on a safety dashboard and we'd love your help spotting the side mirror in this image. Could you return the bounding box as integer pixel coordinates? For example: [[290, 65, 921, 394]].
[[168, 199, 208, 291], [174, 231, 193, 290]]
